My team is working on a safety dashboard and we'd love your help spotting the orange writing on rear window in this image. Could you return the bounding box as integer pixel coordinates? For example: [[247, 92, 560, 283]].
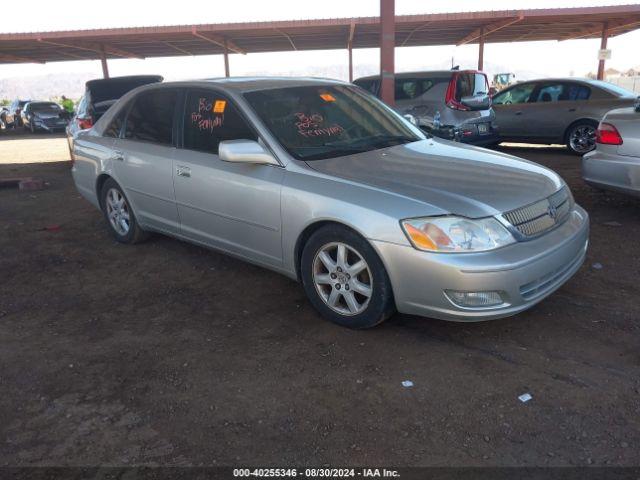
[[320, 93, 336, 102], [213, 100, 227, 113]]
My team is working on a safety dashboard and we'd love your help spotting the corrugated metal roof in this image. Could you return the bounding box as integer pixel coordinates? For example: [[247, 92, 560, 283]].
[[1, 5, 639, 64]]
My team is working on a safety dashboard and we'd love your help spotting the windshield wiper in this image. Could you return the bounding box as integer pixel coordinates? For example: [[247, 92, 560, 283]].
[[368, 134, 417, 149], [300, 147, 370, 160]]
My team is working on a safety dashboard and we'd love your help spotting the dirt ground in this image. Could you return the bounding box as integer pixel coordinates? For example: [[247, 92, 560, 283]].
[[0, 130, 639, 468]]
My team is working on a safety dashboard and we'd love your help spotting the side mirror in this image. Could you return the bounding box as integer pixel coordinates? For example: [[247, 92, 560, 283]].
[[460, 94, 492, 110], [218, 139, 279, 166]]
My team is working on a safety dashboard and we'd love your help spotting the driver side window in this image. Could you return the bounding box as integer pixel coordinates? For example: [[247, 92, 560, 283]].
[[493, 84, 535, 105]]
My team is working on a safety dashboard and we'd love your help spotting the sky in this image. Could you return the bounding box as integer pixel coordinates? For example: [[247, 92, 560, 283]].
[[2, 0, 640, 82]]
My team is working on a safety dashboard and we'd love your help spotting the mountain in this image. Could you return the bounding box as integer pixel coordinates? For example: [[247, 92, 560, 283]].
[[0, 73, 95, 101]]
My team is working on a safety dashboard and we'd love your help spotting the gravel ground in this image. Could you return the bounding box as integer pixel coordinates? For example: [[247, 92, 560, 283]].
[[0, 131, 639, 467]]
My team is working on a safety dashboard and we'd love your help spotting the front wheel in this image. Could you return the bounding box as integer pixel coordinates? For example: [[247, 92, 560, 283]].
[[100, 178, 148, 244], [301, 225, 395, 329], [566, 122, 597, 155]]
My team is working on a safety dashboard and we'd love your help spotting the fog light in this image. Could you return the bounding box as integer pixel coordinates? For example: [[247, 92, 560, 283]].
[[445, 290, 504, 308]]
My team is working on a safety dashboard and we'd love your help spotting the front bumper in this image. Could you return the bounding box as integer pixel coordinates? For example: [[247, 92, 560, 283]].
[[34, 119, 68, 132], [583, 150, 640, 197], [372, 205, 589, 322]]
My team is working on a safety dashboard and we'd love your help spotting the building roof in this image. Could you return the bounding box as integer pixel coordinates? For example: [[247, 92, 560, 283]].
[[1, 5, 640, 64]]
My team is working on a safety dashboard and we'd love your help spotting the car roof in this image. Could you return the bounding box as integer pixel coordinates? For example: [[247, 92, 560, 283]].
[[151, 76, 350, 93], [354, 70, 479, 82]]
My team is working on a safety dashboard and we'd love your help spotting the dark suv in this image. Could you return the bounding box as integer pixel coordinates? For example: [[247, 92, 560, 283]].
[[67, 75, 163, 158], [354, 70, 498, 146]]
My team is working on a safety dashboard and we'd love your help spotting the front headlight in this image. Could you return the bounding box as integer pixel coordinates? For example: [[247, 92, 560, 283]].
[[401, 216, 515, 253]]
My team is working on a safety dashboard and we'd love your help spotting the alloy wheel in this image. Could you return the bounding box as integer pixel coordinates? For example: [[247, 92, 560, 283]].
[[569, 125, 596, 154], [105, 188, 131, 236], [312, 242, 373, 316]]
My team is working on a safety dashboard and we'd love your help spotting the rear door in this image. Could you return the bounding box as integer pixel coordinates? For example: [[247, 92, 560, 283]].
[[111, 88, 180, 234], [173, 88, 284, 267], [521, 82, 578, 139]]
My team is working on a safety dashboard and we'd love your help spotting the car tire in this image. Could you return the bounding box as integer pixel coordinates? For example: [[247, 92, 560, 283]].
[[565, 120, 598, 155], [300, 224, 395, 329], [100, 178, 149, 244]]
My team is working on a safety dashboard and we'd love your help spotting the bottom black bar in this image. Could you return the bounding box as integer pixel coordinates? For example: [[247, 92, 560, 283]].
[[2, 467, 640, 480]]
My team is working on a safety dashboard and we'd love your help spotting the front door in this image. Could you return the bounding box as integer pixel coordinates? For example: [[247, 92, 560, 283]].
[[173, 89, 284, 268], [492, 82, 537, 138], [112, 88, 180, 234]]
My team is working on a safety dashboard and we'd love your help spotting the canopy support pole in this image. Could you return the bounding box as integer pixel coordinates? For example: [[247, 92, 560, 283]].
[[478, 26, 485, 71], [348, 22, 356, 82], [100, 44, 109, 79], [223, 39, 230, 77], [379, 0, 395, 106], [597, 22, 608, 80]]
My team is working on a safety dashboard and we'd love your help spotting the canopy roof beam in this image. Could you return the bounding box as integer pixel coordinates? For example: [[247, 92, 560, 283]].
[[457, 14, 525, 45], [559, 18, 640, 40], [191, 28, 246, 54], [36, 38, 143, 59], [0, 53, 44, 63]]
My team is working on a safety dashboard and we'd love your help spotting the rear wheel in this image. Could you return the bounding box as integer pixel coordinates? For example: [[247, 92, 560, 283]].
[[301, 225, 395, 329], [100, 178, 148, 244], [566, 121, 597, 155]]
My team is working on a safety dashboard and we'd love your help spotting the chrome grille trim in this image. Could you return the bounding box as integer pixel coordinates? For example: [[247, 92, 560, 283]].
[[503, 187, 572, 238]]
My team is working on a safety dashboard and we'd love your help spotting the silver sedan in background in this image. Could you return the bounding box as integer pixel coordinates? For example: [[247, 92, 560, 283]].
[[71, 78, 589, 329], [583, 98, 640, 197], [493, 78, 637, 154]]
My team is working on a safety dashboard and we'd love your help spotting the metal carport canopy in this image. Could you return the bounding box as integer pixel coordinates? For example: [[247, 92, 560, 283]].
[[1, 5, 640, 64]]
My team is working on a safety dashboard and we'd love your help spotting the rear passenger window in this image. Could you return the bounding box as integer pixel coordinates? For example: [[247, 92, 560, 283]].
[[421, 79, 436, 94], [104, 104, 127, 138], [562, 84, 591, 101], [395, 79, 420, 100], [355, 80, 378, 95], [535, 84, 563, 103], [124, 90, 177, 145], [183, 91, 257, 155]]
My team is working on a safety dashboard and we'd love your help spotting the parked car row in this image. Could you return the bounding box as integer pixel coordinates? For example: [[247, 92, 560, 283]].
[[8, 71, 638, 328], [0, 98, 69, 133], [354, 71, 638, 155]]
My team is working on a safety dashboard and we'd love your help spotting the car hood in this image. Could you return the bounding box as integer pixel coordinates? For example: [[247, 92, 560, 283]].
[[306, 139, 564, 218]]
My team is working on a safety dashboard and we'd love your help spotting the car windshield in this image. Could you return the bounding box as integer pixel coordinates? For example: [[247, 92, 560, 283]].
[[31, 102, 62, 113], [244, 85, 423, 161]]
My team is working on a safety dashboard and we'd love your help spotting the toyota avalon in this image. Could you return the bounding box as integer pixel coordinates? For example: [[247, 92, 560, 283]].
[[70, 78, 589, 328]]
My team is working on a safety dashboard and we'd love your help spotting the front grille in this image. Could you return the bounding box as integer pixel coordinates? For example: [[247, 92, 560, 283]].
[[503, 187, 572, 238], [42, 117, 65, 126]]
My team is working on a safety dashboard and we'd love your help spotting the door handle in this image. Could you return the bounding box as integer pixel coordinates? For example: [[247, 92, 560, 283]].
[[111, 150, 124, 162], [176, 166, 191, 178], [568, 108, 577, 112], [515, 111, 523, 116]]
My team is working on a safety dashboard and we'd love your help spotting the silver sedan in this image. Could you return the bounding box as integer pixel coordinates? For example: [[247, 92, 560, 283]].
[[583, 99, 640, 196], [71, 78, 589, 328]]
